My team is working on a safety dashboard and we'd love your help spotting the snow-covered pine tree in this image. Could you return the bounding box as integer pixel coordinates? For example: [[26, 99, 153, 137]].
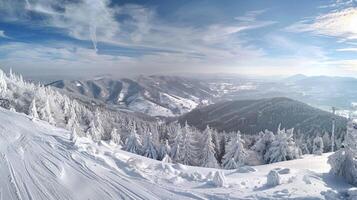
[[87, 120, 99, 141], [142, 133, 158, 160], [329, 118, 357, 186], [200, 127, 219, 168], [312, 135, 324, 155], [70, 128, 78, 142], [124, 124, 142, 154], [93, 113, 105, 142], [178, 122, 197, 165], [28, 98, 39, 119], [40, 99, 55, 125], [63, 99, 70, 115], [86, 117, 102, 142], [218, 133, 226, 164], [210, 127, 221, 159], [322, 132, 331, 152], [251, 129, 275, 156], [170, 124, 182, 162], [264, 127, 300, 164], [66, 106, 79, 131], [295, 134, 310, 155], [111, 127, 122, 145], [158, 139, 171, 160], [0, 70, 7, 95], [222, 131, 246, 169]]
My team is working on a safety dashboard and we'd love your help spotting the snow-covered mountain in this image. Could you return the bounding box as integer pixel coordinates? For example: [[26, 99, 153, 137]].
[[48, 74, 357, 118], [48, 75, 216, 117], [0, 107, 352, 199], [179, 97, 347, 153], [180, 97, 346, 134]]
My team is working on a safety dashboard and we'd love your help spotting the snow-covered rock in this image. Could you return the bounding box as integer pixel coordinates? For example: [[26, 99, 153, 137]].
[[267, 170, 281, 186]]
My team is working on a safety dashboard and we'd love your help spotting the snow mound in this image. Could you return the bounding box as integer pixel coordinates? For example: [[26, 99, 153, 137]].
[[127, 157, 146, 169], [212, 171, 227, 187], [267, 170, 281, 186], [236, 166, 256, 173], [277, 168, 290, 174]]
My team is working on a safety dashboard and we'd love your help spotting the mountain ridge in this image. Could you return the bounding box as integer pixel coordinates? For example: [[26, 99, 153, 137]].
[[179, 97, 347, 141]]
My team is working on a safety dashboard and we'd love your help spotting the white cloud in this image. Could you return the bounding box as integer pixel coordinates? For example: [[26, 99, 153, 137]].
[[337, 47, 357, 52], [25, 0, 119, 52], [0, 1, 289, 78], [0, 0, 274, 60], [0, 42, 338, 79], [287, 7, 357, 41]]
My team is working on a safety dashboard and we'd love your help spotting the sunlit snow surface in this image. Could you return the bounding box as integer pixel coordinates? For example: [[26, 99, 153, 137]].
[[0, 108, 352, 200]]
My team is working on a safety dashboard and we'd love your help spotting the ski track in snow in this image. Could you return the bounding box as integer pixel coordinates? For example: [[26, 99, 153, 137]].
[[0, 108, 353, 200], [0, 109, 195, 200]]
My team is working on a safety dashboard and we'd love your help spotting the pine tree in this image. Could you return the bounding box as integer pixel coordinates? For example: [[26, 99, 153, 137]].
[[218, 133, 226, 164], [264, 127, 300, 163], [223, 158, 238, 170], [142, 133, 158, 159], [158, 139, 171, 160], [344, 119, 357, 149], [206, 126, 220, 159], [295, 134, 310, 155], [0, 70, 7, 95], [312, 135, 324, 155], [170, 126, 182, 162], [66, 106, 78, 131], [40, 99, 55, 125], [251, 129, 275, 155], [28, 98, 39, 119], [88, 113, 104, 142], [329, 118, 357, 186], [201, 127, 219, 168], [111, 127, 122, 145], [322, 132, 331, 152], [124, 124, 142, 154], [222, 131, 246, 169], [70, 128, 78, 142], [178, 122, 196, 165]]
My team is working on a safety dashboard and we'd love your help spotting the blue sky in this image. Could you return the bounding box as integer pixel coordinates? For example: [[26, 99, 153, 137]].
[[0, 0, 356, 78]]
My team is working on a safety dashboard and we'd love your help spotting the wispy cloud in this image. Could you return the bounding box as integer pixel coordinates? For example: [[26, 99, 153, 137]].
[[337, 47, 357, 52], [0, 0, 274, 59], [3, 0, 348, 78], [287, 7, 357, 41]]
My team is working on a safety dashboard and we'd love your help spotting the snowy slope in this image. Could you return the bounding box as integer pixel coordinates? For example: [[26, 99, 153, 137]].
[[0, 108, 352, 199], [0, 108, 189, 199]]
